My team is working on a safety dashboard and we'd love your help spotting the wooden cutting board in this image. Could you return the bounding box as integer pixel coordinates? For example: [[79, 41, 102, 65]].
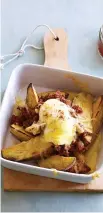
[[3, 168, 103, 191], [3, 28, 103, 192]]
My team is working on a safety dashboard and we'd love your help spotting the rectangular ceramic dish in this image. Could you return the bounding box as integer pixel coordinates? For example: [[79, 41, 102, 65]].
[[1, 64, 103, 183]]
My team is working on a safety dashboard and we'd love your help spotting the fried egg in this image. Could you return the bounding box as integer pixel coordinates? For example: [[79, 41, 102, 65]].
[[39, 99, 77, 145]]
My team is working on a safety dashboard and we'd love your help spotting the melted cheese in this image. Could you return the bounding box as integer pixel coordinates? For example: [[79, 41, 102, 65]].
[[39, 99, 77, 145]]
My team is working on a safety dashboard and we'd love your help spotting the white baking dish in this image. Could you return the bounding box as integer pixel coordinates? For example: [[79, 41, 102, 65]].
[[1, 64, 103, 183]]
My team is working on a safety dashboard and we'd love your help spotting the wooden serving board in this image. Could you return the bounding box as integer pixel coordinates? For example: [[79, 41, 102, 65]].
[[3, 29, 103, 192], [3, 168, 103, 192]]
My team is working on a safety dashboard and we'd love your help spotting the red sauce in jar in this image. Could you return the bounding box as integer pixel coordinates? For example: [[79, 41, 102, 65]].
[[98, 25, 103, 58]]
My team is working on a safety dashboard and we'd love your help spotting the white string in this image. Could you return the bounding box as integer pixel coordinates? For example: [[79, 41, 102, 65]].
[[0, 24, 58, 70]]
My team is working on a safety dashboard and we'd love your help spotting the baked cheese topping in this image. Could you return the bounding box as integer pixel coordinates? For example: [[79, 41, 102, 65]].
[[39, 99, 77, 145]]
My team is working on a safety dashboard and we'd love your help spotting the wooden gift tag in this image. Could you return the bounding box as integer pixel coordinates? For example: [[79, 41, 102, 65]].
[[3, 29, 103, 192]]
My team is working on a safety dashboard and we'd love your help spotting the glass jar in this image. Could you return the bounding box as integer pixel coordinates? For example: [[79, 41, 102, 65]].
[[98, 25, 103, 58]]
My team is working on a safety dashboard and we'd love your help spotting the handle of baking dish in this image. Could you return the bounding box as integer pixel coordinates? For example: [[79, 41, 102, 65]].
[[44, 28, 71, 70]]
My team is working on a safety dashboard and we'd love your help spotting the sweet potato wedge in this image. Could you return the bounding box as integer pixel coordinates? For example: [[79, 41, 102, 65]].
[[10, 124, 33, 141], [85, 132, 102, 173], [26, 83, 38, 109], [2, 137, 54, 161], [72, 93, 93, 146], [39, 155, 76, 171], [25, 123, 46, 136], [72, 92, 93, 133], [92, 96, 103, 138]]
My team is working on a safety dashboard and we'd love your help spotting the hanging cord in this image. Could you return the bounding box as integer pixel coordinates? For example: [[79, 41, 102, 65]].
[[0, 24, 58, 70]]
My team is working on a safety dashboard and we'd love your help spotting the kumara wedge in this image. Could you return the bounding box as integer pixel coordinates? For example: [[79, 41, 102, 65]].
[[39, 155, 76, 171], [92, 96, 103, 139], [2, 137, 54, 161], [72, 92, 93, 145], [10, 124, 33, 141], [26, 83, 38, 109]]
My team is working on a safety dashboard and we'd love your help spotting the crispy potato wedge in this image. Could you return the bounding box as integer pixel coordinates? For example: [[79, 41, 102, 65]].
[[72, 93, 93, 146], [39, 155, 76, 171], [26, 83, 38, 109], [25, 123, 46, 135], [2, 137, 54, 161], [92, 96, 103, 138], [85, 132, 102, 173], [72, 92, 93, 133], [10, 124, 33, 141]]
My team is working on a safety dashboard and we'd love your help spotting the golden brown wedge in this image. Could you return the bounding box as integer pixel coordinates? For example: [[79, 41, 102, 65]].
[[72, 92, 93, 133], [26, 83, 38, 109], [10, 124, 33, 141], [85, 132, 102, 173], [92, 96, 103, 139], [25, 123, 46, 136], [72, 93, 93, 146], [39, 155, 76, 171], [2, 137, 54, 161]]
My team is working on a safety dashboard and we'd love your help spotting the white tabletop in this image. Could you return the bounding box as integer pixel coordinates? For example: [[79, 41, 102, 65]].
[[1, 0, 103, 212]]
